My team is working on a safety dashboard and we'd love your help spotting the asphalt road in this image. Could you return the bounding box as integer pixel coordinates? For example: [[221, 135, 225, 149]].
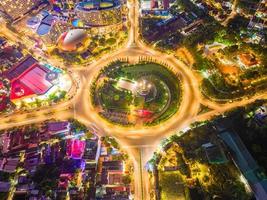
[[1, 0, 267, 199]]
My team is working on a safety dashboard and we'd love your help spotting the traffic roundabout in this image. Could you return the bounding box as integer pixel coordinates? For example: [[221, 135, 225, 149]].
[[91, 61, 182, 126]]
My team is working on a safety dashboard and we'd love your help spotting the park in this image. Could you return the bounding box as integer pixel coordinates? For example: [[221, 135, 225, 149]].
[[91, 61, 182, 126]]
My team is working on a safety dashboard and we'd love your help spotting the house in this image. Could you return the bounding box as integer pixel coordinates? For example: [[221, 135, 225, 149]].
[[66, 139, 86, 159], [0, 181, 11, 192], [0, 133, 10, 153], [0, 37, 7, 48], [2, 157, 19, 173], [83, 139, 101, 163], [254, 105, 267, 126], [102, 161, 123, 172], [61, 158, 86, 174], [25, 156, 40, 173], [58, 173, 72, 190], [101, 161, 124, 185], [238, 53, 258, 68], [47, 121, 70, 136], [42, 143, 61, 164], [0, 158, 6, 170], [108, 173, 123, 185]]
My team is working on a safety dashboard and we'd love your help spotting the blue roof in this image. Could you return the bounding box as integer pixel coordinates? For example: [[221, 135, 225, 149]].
[[42, 14, 54, 25], [220, 131, 258, 174], [27, 17, 40, 26], [37, 24, 51, 36], [72, 19, 80, 27], [36, 14, 54, 36]]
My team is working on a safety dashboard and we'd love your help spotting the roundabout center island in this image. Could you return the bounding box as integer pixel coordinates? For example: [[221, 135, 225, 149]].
[[91, 61, 182, 126]]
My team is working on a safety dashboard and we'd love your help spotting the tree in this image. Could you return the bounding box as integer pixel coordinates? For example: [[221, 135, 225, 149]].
[[32, 164, 60, 196], [122, 174, 131, 185], [85, 131, 94, 139], [106, 38, 117, 46]]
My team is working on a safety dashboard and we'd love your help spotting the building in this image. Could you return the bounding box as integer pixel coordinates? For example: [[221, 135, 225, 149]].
[[237, 53, 259, 68], [145, 0, 169, 10], [83, 139, 101, 172], [0, 45, 24, 73], [102, 160, 123, 172], [0, 0, 44, 21], [254, 105, 267, 126], [47, 121, 70, 136], [75, 0, 122, 27], [66, 139, 86, 159], [116, 79, 137, 93], [248, 0, 267, 31], [49, 0, 80, 10], [2, 157, 20, 173], [150, 0, 158, 9], [101, 161, 124, 187], [41, 21, 70, 46], [162, 0, 169, 10], [0, 181, 11, 192], [36, 13, 55, 36], [0, 133, 10, 154], [57, 29, 89, 52], [220, 130, 267, 200], [4, 56, 58, 105], [26, 11, 70, 46], [0, 95, 8, 112]]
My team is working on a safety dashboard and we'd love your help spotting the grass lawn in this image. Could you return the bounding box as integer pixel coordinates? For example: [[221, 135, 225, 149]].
[[93, 62, 182, 125], [159, 171, 185, 200]]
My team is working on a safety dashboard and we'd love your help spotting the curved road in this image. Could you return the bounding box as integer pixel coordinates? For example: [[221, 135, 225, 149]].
[[1, 0, 267, 199]]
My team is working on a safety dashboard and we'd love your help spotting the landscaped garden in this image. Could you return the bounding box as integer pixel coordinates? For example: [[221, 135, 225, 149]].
[[147, 109, 256, 200], [91, 61, 182, 126]]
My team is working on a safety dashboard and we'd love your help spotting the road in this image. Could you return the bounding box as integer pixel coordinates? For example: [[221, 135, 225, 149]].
[[1, 0, 267, 199], [222, 0, 238, 26]]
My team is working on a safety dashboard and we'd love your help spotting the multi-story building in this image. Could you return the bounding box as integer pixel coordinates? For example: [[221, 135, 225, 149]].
[[0, 0, 44, 21], [40, 21, 70, 45], [49, 0, 81, 10], [75, 0, 122, 27], [248, 0, 267, 30], [162, 0, 169, 10], [149, 0, 169, 10], [247, 0, 266, 44], [150, 0, 158, 9]]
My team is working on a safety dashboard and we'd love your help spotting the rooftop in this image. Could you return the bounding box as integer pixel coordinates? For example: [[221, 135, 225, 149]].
[[47, 121, 70, 132], [66, 139, 86, 159], [5, 56, 37, 81], [102, 161, 123, 171]]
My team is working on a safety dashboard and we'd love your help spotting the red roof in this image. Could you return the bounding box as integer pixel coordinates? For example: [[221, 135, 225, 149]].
[[19, 64, 52, 95], [107, 186, 127, 192], [135, 109, 153, 118], [66, 139, 86, 159], [8, 58, 53, 101], [10, 80, 35, 101]]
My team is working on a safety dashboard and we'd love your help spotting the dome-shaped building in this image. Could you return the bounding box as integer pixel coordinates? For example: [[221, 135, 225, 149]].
[[57, 29, 89, 52]]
